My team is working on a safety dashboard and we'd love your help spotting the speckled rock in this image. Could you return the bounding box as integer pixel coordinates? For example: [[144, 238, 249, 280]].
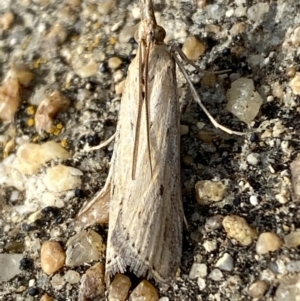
[[108, 274, 131, 301], [195, 180, 227, 204], [182, 36, 206, 61], [41, 241, 66, 275], [248, 280, 269, 298], [66, 230, 105, 267], [130, 280, 159, 301], [78, 263, 105, 301], [226, 77, 263, 124], [223, 215, 258, 246]]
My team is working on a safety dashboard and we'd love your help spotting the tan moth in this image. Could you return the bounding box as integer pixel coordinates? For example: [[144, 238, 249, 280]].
[[77, 0, 242, 285]]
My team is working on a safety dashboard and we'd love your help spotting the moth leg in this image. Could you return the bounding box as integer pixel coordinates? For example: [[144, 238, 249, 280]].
[[75, 167, 112, 228], [82, 133, 115, 152], [172, 47, 246, 136]]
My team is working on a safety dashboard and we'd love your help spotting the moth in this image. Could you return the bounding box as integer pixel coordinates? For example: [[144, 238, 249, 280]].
[[77, 0, 182, 283], [77, 0, 242, 284]]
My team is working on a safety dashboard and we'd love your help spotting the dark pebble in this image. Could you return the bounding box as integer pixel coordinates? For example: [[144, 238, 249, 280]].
[[75, 188, 85, 198], [20, 257, 33, 270], [28, 287, 39, 296]]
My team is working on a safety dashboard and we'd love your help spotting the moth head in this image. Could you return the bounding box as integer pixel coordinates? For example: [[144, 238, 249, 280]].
[[154, 25, 166, 43]]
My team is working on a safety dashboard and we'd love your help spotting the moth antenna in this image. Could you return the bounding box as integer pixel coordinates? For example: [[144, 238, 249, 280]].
[[132, 43, 144, 180], [173, 51, 246, 136], [144, 41, 153, 178]]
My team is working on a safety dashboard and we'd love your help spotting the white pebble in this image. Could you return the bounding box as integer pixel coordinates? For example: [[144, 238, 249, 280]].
[[215, 253, 234, 271], [197, 277, 206, 291], [247, 153, 260, 165], [203, 240, 217, 252], [249, 195, 258, 206], [208, 269, 223, 281], [189, 263, 207, 279]]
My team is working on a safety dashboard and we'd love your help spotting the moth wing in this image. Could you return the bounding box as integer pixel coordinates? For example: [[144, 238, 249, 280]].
[[106, 43, 183, 282], [75, 179, 111, 227]]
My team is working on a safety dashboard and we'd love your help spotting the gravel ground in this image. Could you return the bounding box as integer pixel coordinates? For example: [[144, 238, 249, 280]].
[[1, 0, 300, 300]]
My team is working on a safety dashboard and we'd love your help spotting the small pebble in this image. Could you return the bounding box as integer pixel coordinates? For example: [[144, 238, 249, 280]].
[[195, 180, 227, 204], [205, 215, 223, 231], [43, 165, 82, 192], [50, 273, 66, 290], [284, 231, 300, 248], [108, 57, 122, 70], [64, 270, 80, 284], [248, 280, 269, 298], [130, 279, 159, 301], [223, 215, 258, 246], [113, 69, 124, 83], [0, 253, 23, 281], [115, 79, 126, 95], [290, 156, 300, 201], [41, 241, 66, 275], [272, 81, 284, 99], [14, 141, 70, 175], [208, 269, 223, 281], [203, 240, 217, 252], [197, 277, 206, 290], [189, 263, 207, 279], [180, 124, 189, 136], [66, 230, 105, 267], [0, 11, 15, 30], [182, 36, 206, 61], [108, 274, 131, 301], [247, 3, 269, 22], [28, 287, 39, 296], [9, 63, 34, 87], [226, 78, 262, 124], [286, 65, 297, 78], [246, 153, 260, 165], [249, 195, 259, 206], [35, 90, 70, 134], [256, 232, 282, 255], [286, 260, 300, 273], [215, 253, 234, 272], [290, 26, 300, 46], [0, 78, 21, 122], [230, 22, 246, 35], [46, 23, 68, 45], [276, 276, 300, 301], [289, 73, 300, 95], [40, 294, 53, 301], [78, 263, 105, 300], [97, 0, 116, 15], [75, 61, 98, 78]]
